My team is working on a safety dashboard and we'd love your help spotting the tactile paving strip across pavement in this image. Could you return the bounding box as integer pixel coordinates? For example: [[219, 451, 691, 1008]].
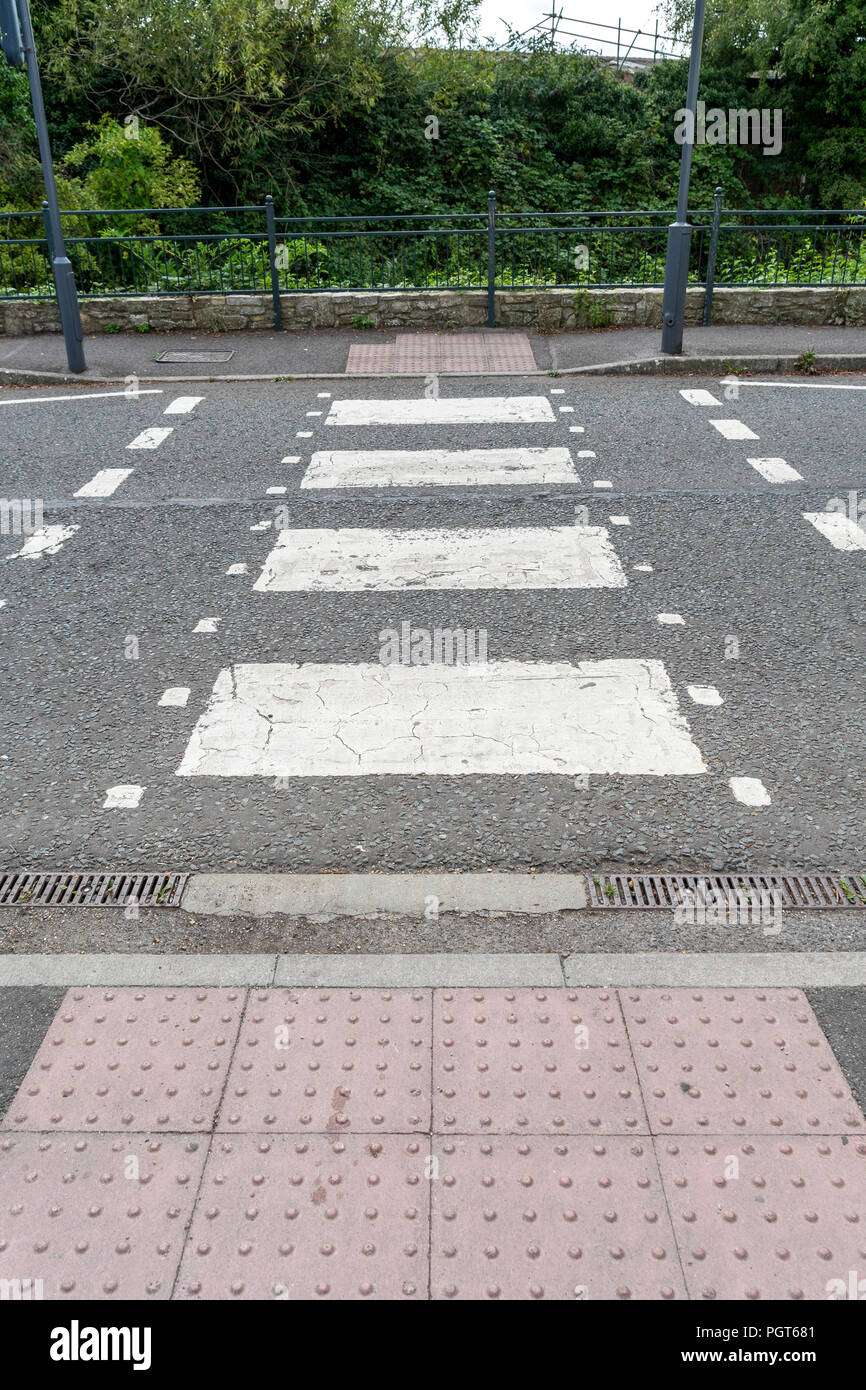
[[655, 1136, 866, 1300], [1, 988, 245, 1132], [431, 1136, 686, 1300], [346, 332, 537, 374], [218, 989, 431, 1133], [620, 989, 864, 1135], [175, 1134, 429, 1299], [0, 1132, 206, 1299], [433, 989, 647, 1135]]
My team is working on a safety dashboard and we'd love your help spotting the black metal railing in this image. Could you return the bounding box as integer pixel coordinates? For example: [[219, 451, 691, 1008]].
[[2, 191, 865, 328]]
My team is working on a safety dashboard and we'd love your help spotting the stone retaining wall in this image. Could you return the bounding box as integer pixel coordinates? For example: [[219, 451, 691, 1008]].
[[2, 285, 865, 335]]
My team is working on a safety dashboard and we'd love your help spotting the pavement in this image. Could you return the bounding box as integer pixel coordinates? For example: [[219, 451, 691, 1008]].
[[0, 978, 864, 1301], [1, 327, 865, 1305], [3, 322, 866, 384]]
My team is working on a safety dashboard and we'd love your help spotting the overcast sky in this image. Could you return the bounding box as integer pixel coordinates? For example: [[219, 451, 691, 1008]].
[[474, 1, 680, 54]]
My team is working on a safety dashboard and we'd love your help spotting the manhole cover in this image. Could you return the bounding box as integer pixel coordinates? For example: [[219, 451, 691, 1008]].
[[154, 350, 235, 363]]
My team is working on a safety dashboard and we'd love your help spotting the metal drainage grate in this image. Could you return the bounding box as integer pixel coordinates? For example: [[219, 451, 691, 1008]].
[[0, 871, 188, 909], [154, 350, 235, 363], [587, 871, 866, 910]]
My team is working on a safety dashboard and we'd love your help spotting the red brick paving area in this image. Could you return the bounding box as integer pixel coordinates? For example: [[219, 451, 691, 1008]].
[[1, 987, 864, 1300], [346, 332, 537, 374]]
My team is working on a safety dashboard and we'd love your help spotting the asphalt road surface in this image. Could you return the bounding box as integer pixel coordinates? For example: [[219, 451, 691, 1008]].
[[1, 372, 864, 873]]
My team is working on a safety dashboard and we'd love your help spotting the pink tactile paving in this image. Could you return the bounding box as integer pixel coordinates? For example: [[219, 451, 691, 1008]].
[[0, 1132, 206, 1299], [431, 1135, 686, 1300], [218, 989, 431, 1133], [1, 988, 245, 1132], [620, 990, 864, 1136], [346, 332, 537, 374], [175, 1134, 429, 1299], [432, 989, 647, 1135], [656, 1136, 866, 1300]]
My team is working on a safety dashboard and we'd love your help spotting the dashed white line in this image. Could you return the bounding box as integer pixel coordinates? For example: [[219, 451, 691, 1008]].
[[679, 389, 722, 406], [102, 785, 145, 809], [7, 525, 79, 559], [747, 457, 803, 483], [609, 515, 630, 526], [687, 685, 724, 707], [657, 612, 685, 625], [159, 688, 190, 707], [193, 618, 220, 633], [803, 511, 866, 551], [729, 776, 771, 807], [74, 468, 133, 498], [226, 563, 248, 576], [163, 396, 204, 415], [266, 487, 287, 495], [127, 427, 173, 450], [710, 419, 759, 441]]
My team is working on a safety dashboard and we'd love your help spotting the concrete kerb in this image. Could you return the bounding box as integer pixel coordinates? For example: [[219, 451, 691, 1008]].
[[4, 355, 866, 390]]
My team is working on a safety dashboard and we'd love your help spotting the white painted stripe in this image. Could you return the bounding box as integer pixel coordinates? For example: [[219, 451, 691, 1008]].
[[577, 450, 596, 458], [0, 390, 162, 407], [254, 526, 627, 592], [102, 784, 144, 808], [250, 520, 272, 532], [296, 431, 313, 438], [687, 685, 723, 706], [163, 395, 204, 415], [729, 776, 771, 806], [593, 480, 612, 489], [193, 618, 219, 633], [558, 405, 574, 413], [747, 456, 803, 483], [176, 659, 707, 778], [7, 524, 78, 558], [803, 511, 866, 551], [266, 487, 287, 495], [159, 687, 190, 707], [305, 410, 322, 417], [73, 467, 133, 498], [550, 389, 565, 394], [325, 396, 555, 425], [316, 392, 331, 398], [710, 419, 759, 440], [226, 563, 248, 576], [609, 515, 630, 526], [634, 564, 653, 572], [127, 426, 173, 449], [657, 612, 684, 625], [281, 455, 301, 464], [679, 389, 722, 406], [568, 426, 585, 433], [301, 447, 578, 489]]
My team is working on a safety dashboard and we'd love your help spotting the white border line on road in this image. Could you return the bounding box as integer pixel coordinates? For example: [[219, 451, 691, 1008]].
[[0, 390, 163, 406], [1, 951, 864, 987]]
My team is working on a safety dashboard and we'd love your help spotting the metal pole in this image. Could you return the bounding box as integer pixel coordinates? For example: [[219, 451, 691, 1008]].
[[265, 195, 282, 331], [660, 0, 706, 355], [16, 0, 85, 371], [703, 185, 723, 326], [487, 190, 496, 329]]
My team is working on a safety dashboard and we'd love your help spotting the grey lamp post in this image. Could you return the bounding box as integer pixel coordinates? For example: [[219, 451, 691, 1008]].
[[1, 0, 86, 371], [660, 0, 706, 355]]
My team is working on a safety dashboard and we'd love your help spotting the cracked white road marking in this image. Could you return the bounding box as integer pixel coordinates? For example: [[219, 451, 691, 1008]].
[[254, 526, 627, 592], [127, 427, 173, 449], [687, 685, 724, 706], [803, 511, 866, 551], [193, 618, 220, 633], [7, 525, 78, 559], [176, 659, 707, 778], [102, 784, 145, 808], [747, 457, 803, 483], [301, 447, 578, 489], [729, 776, 771, 806], [680, 389, 722, 406], [710, 419, 759, 441], [74, 468, 133, 498], [163, 396, 204, 415], [226, 563, 248, 576], [159, 687, 190, 707], [325, 397, 555, 425]]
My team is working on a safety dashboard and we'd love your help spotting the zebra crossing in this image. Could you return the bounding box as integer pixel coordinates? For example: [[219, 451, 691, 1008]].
[[172, 388, 717, 796]]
